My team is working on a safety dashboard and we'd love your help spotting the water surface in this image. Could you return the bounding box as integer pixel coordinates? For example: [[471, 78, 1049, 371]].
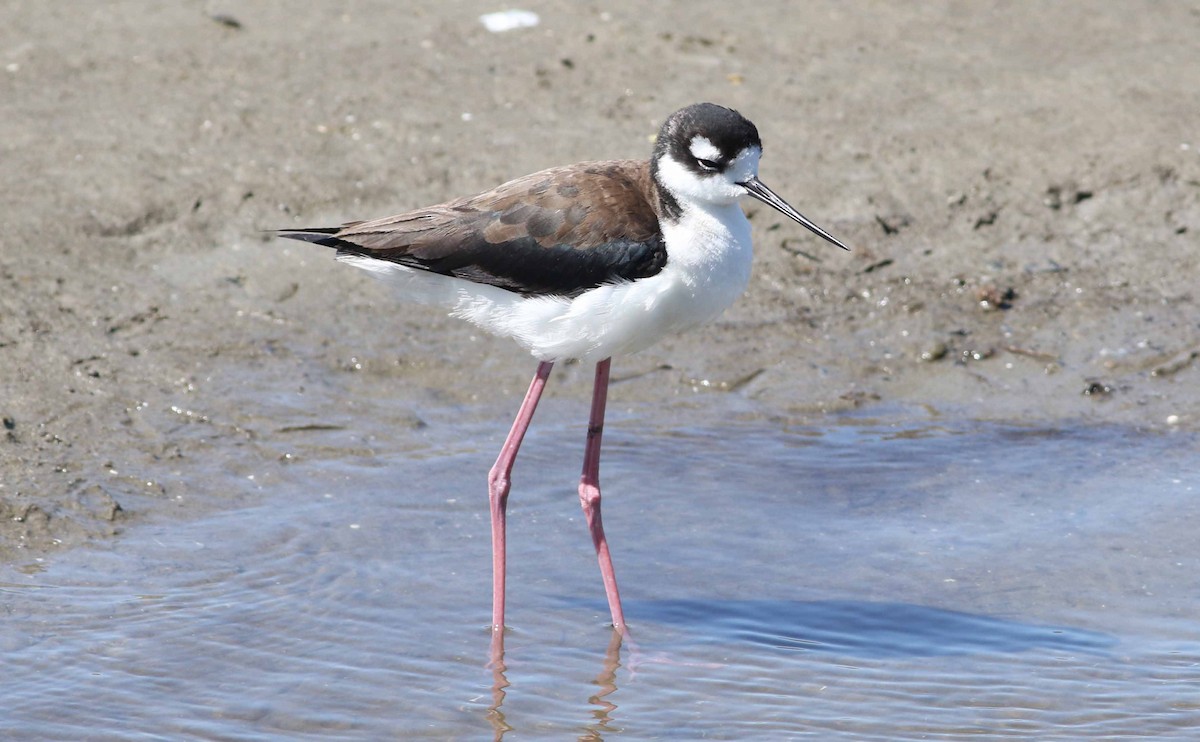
[[3, 397, 1198, 739]]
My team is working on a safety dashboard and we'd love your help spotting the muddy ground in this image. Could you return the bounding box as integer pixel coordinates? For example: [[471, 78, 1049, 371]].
[[2, 2, 1197, 558]]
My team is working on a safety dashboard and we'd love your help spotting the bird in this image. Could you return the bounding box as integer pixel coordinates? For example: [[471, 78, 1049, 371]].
[[279, 102, 849, 636]]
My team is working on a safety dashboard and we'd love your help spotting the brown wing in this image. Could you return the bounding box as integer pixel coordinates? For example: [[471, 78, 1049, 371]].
[[280, 160, 669, 297]]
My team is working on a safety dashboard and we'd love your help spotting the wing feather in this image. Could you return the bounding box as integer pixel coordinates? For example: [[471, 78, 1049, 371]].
[[279, 160, 668, 297]]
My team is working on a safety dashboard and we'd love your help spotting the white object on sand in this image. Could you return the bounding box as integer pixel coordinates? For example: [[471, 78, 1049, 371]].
[[479, 10, 540, 33]]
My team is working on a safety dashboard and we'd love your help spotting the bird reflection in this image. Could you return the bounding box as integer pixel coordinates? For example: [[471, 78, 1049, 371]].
[[486, 639, 513, 740], [487, 628, 627, 740], [581, 629, 624, 739]]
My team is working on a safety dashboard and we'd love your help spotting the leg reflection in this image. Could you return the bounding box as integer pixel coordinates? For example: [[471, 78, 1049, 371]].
[[486, 627, 629, 740], [581, 628, 625, 739], [487, 630, 512, 740]]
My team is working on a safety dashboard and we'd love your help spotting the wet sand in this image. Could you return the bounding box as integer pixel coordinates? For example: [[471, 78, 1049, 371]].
[[2, 2, 1198, 554]]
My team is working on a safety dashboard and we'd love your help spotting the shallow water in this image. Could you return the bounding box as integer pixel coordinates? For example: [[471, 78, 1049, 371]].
[[3, 396, 1199, 739]]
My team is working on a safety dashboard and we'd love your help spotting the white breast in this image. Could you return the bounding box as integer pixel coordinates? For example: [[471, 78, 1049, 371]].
[[337, 201, 755, 364]]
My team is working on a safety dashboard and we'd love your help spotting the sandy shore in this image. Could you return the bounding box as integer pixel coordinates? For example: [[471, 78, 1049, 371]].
[[2, 2, 1197, 556]]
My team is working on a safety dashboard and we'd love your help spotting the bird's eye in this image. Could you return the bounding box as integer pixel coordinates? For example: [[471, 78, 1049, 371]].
[[695, 158, 720, 172]]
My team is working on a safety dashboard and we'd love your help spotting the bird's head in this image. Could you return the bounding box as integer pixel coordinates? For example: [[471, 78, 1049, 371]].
[[652, 102, 849, 251]]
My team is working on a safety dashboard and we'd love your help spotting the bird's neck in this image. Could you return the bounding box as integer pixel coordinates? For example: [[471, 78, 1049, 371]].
[[662, 197, 754, 278], [651, 174, 684, 222]]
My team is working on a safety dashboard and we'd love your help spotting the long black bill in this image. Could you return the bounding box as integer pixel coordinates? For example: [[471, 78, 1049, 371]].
[[740, 176, 850, 251]]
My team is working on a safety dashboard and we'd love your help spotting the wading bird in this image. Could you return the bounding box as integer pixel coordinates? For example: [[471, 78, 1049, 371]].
[[280, 102, 848, 635]]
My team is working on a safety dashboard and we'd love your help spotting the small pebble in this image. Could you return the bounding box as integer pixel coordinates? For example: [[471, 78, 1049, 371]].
[[920, 342, 948, 362]]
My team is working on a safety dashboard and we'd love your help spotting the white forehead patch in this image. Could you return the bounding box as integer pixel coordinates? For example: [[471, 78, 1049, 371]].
[[688, 135, 722, 162], [727, 145, 762, 182]]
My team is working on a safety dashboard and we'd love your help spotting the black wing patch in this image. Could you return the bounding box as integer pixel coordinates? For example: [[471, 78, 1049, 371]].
[[426, 234, 668, 297], [279, 230, 668, 299]]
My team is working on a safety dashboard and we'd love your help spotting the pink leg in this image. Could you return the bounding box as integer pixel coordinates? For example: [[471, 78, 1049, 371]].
[[579, 358, 628, 631], [488, 361, 553, 633]]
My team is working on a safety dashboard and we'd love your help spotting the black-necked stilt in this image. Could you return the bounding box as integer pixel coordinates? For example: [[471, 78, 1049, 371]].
[[280, 102, 848, 635]]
